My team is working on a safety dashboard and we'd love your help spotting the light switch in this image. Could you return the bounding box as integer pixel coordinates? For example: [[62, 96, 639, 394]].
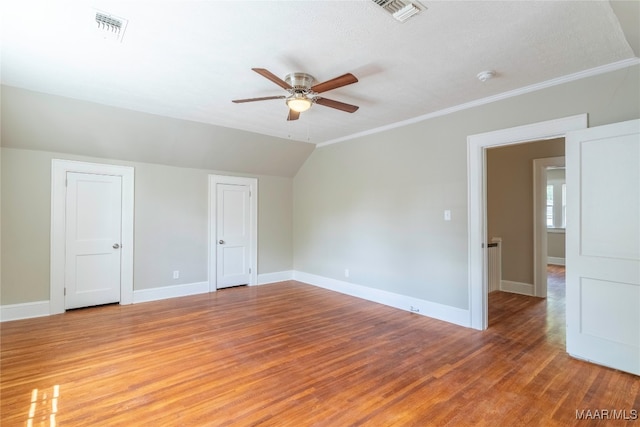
[[444, 210, 451, 221]]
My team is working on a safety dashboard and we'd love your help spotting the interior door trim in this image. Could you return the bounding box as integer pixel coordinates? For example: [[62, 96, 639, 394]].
[[532, 156, 565, 299], [466, 114, 587, 330], [50, 159, 135, 314], [208, 175, 258, 291]]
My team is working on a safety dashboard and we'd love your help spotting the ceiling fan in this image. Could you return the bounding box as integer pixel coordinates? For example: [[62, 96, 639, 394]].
[[232, 68, 359, 121]]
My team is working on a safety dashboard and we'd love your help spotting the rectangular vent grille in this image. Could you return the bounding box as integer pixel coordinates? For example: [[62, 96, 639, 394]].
[[95, 10, 128, 42], [372, 0, 422, 22]]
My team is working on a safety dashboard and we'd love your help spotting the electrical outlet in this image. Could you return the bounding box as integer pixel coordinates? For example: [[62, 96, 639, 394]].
[[173, 270, 180, 279], [344, 268, 350, 278]]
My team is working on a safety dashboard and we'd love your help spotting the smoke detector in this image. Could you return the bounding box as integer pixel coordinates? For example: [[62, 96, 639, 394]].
[[94, 10, 128, 42], [477, 70, 497, 82], [372, 0, 424, 22]]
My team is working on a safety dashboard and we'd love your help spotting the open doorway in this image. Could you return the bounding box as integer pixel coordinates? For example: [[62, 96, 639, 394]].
[[488, 264, 565, 328], [542, 166, 566, 267], [467, 114, 587, 330], [533, 157, 566, 298], [485, 138, 565, 326]]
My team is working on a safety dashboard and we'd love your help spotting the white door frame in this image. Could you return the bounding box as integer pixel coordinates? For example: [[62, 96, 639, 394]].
[[50, 159, 135, 314], [208, 175, 258, 291], [533, 156, 565, 298], [467, 114, 587, 330]]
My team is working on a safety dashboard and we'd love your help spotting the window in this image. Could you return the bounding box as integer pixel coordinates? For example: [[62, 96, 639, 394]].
[[546, 184, 554, 227], [546, 170, 566, 229], [561, 183, 566, 228]]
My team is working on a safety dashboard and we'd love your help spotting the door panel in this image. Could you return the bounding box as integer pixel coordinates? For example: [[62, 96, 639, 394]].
[[579, 278, 639, 345], [65, 173, 122, 309], [566, 119, 639, 375], [216, 183, 251, 288]]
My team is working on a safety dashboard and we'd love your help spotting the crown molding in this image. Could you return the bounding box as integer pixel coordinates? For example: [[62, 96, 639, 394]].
[[317, 57, 640, 148]]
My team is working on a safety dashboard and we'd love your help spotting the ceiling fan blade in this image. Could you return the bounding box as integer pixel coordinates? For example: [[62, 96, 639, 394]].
[[287, 109, 300, 121], [315, 97, 359, 113], [311, 73, 358, 93], [232, 96, 286, 103], [252, 68, 292, 90]]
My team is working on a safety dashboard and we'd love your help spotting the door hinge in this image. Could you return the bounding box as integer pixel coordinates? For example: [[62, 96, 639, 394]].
[[249, 268, 251, 274], [64, 288, 66, 296]]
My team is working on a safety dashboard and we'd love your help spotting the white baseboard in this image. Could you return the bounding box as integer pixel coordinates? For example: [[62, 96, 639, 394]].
[[133, 281, 209, 304], [501, 280, 535, 296], [1, 274, 472, 327], [548, 257, 566, 266], [1, 282, 211, 321], [257, 270, 293, 285], [1, 300, 50, 322], [293, 271, 470, 328]]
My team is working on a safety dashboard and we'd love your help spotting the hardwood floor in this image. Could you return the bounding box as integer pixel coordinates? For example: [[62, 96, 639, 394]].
[[2, 276, 638, 426]]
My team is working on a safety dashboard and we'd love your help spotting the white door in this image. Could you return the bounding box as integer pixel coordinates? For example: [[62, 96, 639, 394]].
[[566, 119, 639, 376], [65, 172, 123, 309], [216, 183, 251, 288]]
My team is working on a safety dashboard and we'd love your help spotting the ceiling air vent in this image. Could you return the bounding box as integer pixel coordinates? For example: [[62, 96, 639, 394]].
[[372, 0, 423, 22], [94, 10, 128, 42]]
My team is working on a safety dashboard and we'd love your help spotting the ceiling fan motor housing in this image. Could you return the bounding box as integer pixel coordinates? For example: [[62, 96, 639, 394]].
[[285, 73, 315, 93]]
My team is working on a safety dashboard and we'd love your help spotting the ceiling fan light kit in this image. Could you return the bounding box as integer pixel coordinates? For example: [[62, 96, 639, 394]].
[[285, 73, 315, 113], [287, 95, 312, 113], [233, 68, 359, 121]]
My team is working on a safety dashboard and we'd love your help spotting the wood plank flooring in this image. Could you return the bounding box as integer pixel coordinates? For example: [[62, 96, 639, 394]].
[[2, 272, 638, 426]]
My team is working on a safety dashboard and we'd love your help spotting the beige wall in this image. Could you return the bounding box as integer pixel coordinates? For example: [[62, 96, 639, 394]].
[[2, 65, 639, 310], [547, 232, 565, 260], [1, 147, 293, 305], [486, 138, 564, 285], [293, 65, 640, 310], [1, 86, 300, 306]]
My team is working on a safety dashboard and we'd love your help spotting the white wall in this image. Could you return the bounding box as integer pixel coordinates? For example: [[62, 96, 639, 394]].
[[293, 65, 640, 313], [0, 147, 294, 305], [2, 65, 639, 322], [1, 86, 305, 308], [0, 85, 314, 177]]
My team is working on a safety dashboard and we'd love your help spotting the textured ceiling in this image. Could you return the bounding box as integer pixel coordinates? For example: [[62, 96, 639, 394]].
[[1, 1, 637, 145]]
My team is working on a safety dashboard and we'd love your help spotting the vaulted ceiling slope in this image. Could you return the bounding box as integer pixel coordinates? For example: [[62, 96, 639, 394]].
[[1, 86, 315, 177], [1, 0, 638, 147]]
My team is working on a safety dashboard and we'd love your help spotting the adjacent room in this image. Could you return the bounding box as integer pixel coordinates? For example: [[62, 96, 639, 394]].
[[1, 1, 639, 425]]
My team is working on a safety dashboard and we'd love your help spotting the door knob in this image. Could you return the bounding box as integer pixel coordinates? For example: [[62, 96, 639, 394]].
[[219, 240, 225, 244], [113, 243, 120, 249]]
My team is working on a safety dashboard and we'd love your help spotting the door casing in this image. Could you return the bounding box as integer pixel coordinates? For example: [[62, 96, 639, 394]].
[[208, 175, 258, 291], [50, 159, 134, 314], [533, 156, 565, 299], [467, 114, 587, 330]]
